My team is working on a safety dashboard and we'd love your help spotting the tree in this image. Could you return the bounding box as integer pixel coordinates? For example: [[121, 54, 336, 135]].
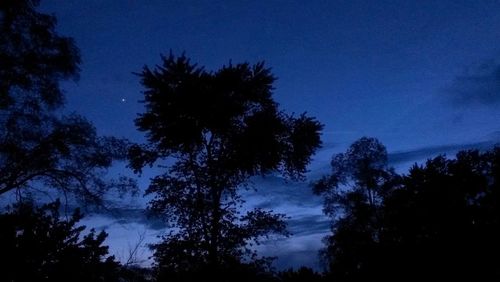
[[314, 137, 394, 212], [0, 200, 122, 281], [376, 148, 500, 281], [313, 137, 396, 280], [316, 143, 500, 281], [0, 0, 79, 109], [129, 53, 323, 277], [0, 0, 136, 205]]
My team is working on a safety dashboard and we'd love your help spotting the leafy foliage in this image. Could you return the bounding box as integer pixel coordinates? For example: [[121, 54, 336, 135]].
[[130, 53, 323, 277], [0, 0, 136, 205], [0, 200, 122, 281], [316, 140, 500, 281], [0, 112, 136, 204], [374, 148, 500, 281], [0, 0, 80, 109], [313, 137, 397, 280], [314, 137, 395, 214]]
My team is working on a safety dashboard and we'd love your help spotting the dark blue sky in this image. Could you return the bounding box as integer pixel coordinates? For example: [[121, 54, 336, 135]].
[[41, 0, 500, 269]]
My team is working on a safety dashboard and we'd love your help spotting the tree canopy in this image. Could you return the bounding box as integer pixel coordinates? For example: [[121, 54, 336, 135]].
[[374, 149, 500, 281], [0, 0, 136, 206], [313, 137, 396, 279], [0, 2, 144, 281], [314, 137, 395, 216], [0, 0, 80, 110], [0, 200, 122, 281], [315, 139, 500, 281], [130, 53, 323, 278]]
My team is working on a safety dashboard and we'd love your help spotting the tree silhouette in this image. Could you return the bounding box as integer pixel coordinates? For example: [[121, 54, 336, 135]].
[[313, 137, 397, 280], [314, 137, 395, 212], [376, 148, 500, 281], [316, 142, 500, 281], [0, 0, 136, 205], [130, 53, 322, 278], [0, 0, 80, 109], [0, 200, 122, 281]]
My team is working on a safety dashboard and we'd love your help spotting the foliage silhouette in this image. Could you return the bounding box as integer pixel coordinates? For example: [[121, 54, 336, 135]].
[[0, 0, 80, 109], [0, 2, 139, 280], [313, 137, 395, 213], [0, 200, 122, 281], [0, 0, 136, 205], [316, 141, 500, 281], [130, 53, 323, 278], [373, 148, 500, 281], [313, 137, 396, 279]]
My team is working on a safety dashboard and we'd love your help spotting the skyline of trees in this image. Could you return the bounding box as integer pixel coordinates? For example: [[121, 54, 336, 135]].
[[314, 139, 500, 281], [2, 1, 500, 281]]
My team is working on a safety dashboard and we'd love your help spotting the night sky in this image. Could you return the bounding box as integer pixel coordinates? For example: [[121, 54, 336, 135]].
[[40, 0, 500, 269]]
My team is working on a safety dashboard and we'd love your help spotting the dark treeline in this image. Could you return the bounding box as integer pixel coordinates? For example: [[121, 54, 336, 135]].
[[1, 1, 500, 281], [314, 137, 500, 281]]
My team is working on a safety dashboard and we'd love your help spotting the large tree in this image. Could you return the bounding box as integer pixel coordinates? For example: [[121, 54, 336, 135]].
[[0, 0, 135, 205], [130, 53, 322, 277]]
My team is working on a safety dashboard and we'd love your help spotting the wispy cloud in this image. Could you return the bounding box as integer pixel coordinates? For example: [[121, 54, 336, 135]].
[[446, 60, 500, 106], [388, 137, 500, 166], [95, 207, 167, 231]]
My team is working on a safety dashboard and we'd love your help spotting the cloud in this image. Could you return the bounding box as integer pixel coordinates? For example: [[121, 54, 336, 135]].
[[446, 60, 500, 106], [96, 207, 167, 231], [258, 232, 326, 271], [388, 138, 500, 166], [287, 214, 330, 237]]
